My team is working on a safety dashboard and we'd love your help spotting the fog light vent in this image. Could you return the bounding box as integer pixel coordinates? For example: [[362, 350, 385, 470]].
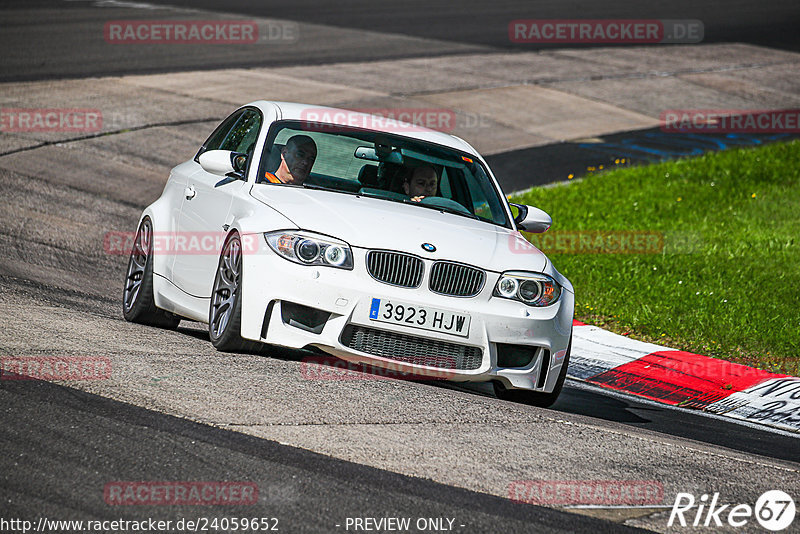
[[281, 301, 330, 334], [496, 344, 537, 368]]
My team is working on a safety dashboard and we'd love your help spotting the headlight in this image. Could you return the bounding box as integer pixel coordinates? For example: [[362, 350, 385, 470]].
[[264, 231, 353, 269], [493, 271, 561, 306], [497, 276, 519, 298], [296, 239, 320, 263], [323, 244, 347, 266]]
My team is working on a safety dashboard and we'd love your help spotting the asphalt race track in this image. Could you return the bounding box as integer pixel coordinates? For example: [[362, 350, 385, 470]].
[[2, 0, 799, 81], [1, 376, 644, 533], [1, 1, 799, 533]]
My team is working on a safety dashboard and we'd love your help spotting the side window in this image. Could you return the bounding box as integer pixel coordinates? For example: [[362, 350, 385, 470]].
[[196, 109, 262, 159], [198, 110, 243, 157], [219, 110, 262, 156]]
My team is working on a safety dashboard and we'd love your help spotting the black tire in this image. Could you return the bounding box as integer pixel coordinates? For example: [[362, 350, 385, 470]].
[[122, 217, 180, 329], [208, 232, 261, 353], [493, 334, 572, 408]]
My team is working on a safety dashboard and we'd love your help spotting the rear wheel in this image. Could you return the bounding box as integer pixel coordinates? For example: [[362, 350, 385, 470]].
[[122, 217, 180, 328], [493, 335, 572, 408], [209, 232, 261, 353]]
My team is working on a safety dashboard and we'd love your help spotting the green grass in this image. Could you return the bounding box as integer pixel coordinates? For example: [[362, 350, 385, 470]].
[[511, 140, 800, 375]]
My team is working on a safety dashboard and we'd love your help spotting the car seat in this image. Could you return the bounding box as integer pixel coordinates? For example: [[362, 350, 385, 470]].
[[260, 143, 285, 182], [358, 164, 380, 188]]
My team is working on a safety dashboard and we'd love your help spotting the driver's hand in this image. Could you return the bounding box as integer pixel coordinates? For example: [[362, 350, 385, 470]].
[[410, 196, 426, 202]]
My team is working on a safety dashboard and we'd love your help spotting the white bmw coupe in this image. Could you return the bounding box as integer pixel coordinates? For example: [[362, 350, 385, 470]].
[[123, 101, 574, 406]]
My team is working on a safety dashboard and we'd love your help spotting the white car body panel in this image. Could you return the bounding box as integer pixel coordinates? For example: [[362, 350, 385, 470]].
[[138, 101, 574, 394], [172, 170, 238, 297], [248, 186, 548, 273]]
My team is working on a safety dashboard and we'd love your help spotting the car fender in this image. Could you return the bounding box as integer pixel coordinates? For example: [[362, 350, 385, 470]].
[[227, 185, 299, 238], [139, 172, 187, 276], [226, 191, 299, 339], [134, 165, 194, 313], [138, 197, 173, 315]]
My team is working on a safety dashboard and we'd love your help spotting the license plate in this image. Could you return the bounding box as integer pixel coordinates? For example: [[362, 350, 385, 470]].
[[368, 298, 471, 337]]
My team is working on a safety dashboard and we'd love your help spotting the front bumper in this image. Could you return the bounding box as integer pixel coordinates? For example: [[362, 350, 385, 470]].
[[239, 241, 574, 392]]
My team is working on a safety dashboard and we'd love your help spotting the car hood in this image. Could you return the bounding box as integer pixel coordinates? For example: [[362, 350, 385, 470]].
[[251, 186, 547, 272], [250, 186, 547, 273]]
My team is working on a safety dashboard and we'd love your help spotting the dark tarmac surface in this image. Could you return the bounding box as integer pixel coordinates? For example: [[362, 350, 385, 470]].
[[2, 0, 798, 81], [1, 2, 798, 532]]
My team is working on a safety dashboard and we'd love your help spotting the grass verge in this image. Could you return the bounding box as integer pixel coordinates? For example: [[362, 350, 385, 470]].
[[511, 140, 800, 376]]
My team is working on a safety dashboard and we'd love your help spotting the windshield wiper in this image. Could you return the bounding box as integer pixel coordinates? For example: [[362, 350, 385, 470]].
[[404, 200, 479, 220], [302, 183, 331, 190]]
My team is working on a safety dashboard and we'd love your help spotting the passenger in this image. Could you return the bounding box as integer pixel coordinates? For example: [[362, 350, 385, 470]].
[[403, 165, 439, 202], [264, 135, 317, 185]]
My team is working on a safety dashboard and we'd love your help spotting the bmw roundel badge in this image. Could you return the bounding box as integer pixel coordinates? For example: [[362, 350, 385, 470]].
[[421, 243, 436, 252]]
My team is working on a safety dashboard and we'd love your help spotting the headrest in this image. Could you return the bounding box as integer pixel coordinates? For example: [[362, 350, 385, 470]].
[[264, 143, 285, 173], [386, 164, 411, 194], [358, 164, 380, 187]]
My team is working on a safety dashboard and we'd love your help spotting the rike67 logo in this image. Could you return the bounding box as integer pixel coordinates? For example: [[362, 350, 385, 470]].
[[668, 490, 795, 531]]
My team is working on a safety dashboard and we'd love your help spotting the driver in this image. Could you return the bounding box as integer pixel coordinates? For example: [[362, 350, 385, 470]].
[[264, 135, 317, 185], [403, 165, 439, 202]]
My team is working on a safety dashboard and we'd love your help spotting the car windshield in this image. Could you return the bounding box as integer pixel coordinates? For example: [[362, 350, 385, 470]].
[[257, 120, 510, 227]]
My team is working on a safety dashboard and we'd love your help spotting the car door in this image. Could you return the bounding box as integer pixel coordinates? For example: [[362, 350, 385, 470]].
[[172, 108, 262, 298]]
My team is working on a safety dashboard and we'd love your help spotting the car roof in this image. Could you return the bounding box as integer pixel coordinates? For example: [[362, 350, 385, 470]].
[[244, 101, 480, 155]]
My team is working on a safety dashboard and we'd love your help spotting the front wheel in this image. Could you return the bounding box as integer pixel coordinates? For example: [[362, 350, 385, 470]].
[[209, 232, 260, 353], [122, 217, 180, 329], [493, 335, 572, 408]]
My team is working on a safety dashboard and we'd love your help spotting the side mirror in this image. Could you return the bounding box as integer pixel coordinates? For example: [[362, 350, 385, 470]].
[[510, 203, 551, 233], [198, 150, 248, 179]]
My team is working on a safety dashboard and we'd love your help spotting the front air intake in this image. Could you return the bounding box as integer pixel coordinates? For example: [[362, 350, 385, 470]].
[[429, 261, 485, 297], [366, 250, 424, 288]]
